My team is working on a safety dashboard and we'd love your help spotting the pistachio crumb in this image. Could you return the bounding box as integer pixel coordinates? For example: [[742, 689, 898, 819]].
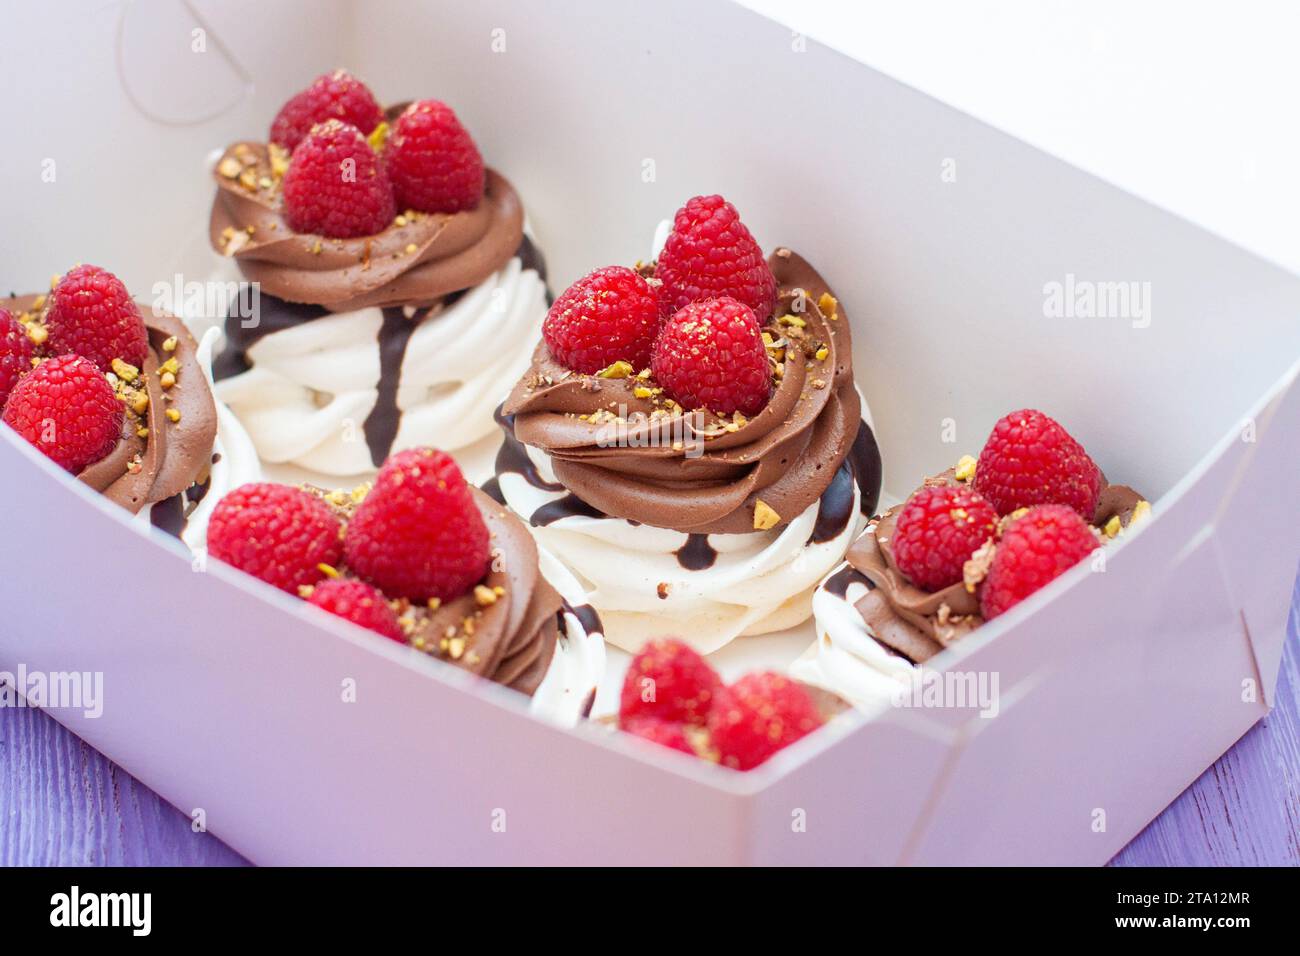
[[165, 407, 181, 423], [317, 563, 340, 578], [753, 499, 781, 530], [954, 454, 977, 482], [161, 335, 178, 353], [473, 585, 498, 606], [596, 360, 634, 379]]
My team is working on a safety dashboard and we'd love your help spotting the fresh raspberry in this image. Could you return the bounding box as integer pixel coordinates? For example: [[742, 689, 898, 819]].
[[619, 638, 722, 727], [0, 309, 35, 408], [269, 69, 384, 151], [344, 448, 490, 603], [44, 265, 149, 372], [307, 578, 405, 642], [708, 672, 823, 771], [651, 297, 771, 416], [974, 409, 1103, 518], [207, 484, 344, 594], [543, 266, 661, 373], [282, 120, 395, 239], [621, 716, 697, 756], [2, 355, 122, 472], [980, 504, 1100, 619], [384, 100, 485, 214], [655, 194, 777, 321], [892, 485, 998, 591]]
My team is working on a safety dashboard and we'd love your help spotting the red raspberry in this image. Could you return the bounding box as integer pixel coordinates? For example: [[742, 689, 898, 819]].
[[2, 355, 122, 472], [0, 309, 35, 407], [384, 100, 485, 214], [344, 448, 490, 603], [974, 409, 1103, 518], [282, 120, 395, 239], [619, 638, 722, 727], [269, 69, 384, 151], [655, 194, 777, 321], [621, 716, 697, 756], [44, 265, 149, 372], [980, 504, 1100, 620], [651, 297, 771, 416], [543, 266, 661, 373], [707, 672, 823, 771], [207, 483, 344, 594], [892, 485, 998, 591], [307, 578, 405, 642]]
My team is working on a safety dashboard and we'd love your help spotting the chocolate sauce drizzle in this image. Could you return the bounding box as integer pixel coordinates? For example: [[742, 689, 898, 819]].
[[482, 404, 566, 506], [824, 564, 873, 598], [675, 534, 718, 570], [148, 460, 215, 541], [808, 421, 882, 543], [362, 306, 422, 467], [215, 236, 551, 465]]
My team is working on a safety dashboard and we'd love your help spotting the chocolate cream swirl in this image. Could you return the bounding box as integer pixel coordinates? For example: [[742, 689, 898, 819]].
[[317, 486, 562, 695], [2, 295, 218, 514], [501, 249, 873, 536], [209, 104, 524, 312], [830, 471, 1148, 663]]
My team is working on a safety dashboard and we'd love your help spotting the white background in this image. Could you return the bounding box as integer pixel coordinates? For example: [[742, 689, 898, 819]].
[[741, 0, 1300, 276]]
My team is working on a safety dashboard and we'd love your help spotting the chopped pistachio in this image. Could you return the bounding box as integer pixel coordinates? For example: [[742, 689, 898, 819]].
[[753, 499, 781, 531], [161, 335, 178, 353], [474, 585, 499, 607], [954, 454, 977, 482], [596, 360, 634, 379], [217, 156, 242, 178], [160, 371, 176, 390], [317, 563, 340, 578], [1103, 515, 1122, 538], [367, 121, 390, 151], [165, 407, 181, 423], [26, 324, 48, 347]]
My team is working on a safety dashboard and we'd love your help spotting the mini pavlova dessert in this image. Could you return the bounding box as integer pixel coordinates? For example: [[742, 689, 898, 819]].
[[208, 70, 549, 476], [205, 447, 603, 724], [1, 265, 258, 550], [488, 194, 883, 654], [794, 409, 1150, 710]]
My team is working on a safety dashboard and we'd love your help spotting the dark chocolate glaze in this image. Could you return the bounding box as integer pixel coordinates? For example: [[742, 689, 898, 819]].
[[675, 534, 718, 570]]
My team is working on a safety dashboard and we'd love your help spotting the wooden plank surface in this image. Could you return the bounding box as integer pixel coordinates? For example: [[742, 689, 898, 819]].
[[2, 577, 1297, 867]]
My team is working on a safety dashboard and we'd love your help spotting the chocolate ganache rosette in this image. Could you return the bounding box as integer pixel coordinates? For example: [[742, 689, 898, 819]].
[[488, 195, 882, 653], [205, 448, 603, 724], [206, 71, 550, 475], [795, 410, 1150, 709], [1, 265, 258, 550]]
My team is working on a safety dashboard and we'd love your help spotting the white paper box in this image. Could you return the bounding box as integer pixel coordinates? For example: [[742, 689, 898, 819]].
[[1, 0, 1297, 865]]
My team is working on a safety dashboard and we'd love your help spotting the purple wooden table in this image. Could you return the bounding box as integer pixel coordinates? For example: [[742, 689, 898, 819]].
[[3, 576, 1297, 866]]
